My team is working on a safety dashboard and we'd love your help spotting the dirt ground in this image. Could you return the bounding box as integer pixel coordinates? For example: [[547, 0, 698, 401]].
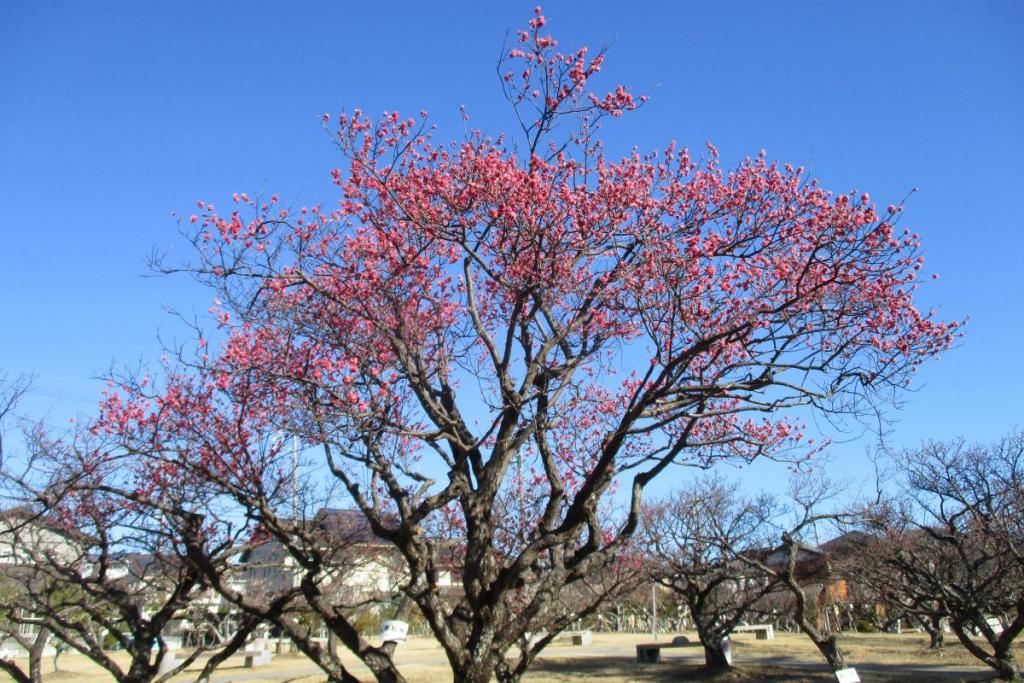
[[3, 631, 1014, 682]]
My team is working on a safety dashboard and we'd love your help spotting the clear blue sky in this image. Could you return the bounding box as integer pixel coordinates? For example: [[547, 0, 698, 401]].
[[2, 2, 1022, 492]]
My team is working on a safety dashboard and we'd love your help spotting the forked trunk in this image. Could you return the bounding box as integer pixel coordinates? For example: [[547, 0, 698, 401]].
[[920, 614, 944, 649], [453, 664, 497, 683], [993, 646, 1021, 681], [952, 620, 1021, 681]]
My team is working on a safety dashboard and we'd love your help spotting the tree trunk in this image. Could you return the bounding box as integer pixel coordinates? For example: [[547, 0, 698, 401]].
[[28, 651, 42, 683], [952, 619, 1021, 680], [918, 614, 944, 649], [453, 664, 497, 683], [125, 643, 162, 682], [703, 640, 732, 669], [363, 650, 407, 683], [28, 627, 49, 683], [815, 636, 847, 671]]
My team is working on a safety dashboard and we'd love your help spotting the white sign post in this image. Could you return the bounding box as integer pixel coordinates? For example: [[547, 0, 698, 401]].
[[834, 668, 860, 683], [381, 620, 409, 644], [721, 637, 732, 666]]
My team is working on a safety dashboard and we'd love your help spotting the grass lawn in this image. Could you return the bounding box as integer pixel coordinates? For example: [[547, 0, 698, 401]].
[[3, 631, 1016, 682]]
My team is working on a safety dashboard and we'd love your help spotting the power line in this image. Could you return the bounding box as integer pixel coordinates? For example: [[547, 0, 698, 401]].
[[28, 386, 99, 405], [0, 365, 102, 405]]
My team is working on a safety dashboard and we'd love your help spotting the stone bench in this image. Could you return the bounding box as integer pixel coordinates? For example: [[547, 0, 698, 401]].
[[242, 649, 272, 668], [562, 630, 592, 646], [635, 635, 694, 663], [732, 624, 774, 640]]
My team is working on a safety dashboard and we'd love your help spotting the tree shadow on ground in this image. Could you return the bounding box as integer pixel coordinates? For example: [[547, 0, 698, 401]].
[[527, 657, 833, 682], [528, 657, 989, 682]]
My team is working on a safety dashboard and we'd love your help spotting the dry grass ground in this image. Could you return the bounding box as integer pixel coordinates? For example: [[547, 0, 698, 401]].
[[3, 630, 1016, 682]]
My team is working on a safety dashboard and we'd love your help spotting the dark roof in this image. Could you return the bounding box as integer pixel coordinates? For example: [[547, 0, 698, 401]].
[[312, 508, 380, 544], [238, 508, 386, 566], [820, 531, 874, 558]]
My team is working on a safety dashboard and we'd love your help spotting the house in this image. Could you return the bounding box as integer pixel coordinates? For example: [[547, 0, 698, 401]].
[[0, 507, 82, 569], [0, 507, 86, 658]]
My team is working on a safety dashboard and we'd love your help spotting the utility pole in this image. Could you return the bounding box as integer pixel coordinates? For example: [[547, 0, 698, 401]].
[[292, 434, 299, 519], [651, 584, 657, 642]]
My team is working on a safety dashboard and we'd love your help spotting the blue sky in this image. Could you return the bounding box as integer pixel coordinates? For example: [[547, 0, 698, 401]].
[[2, 2, 1022, 493]]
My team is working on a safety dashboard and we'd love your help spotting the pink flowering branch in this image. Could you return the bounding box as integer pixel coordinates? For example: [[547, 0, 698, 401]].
[[126, 8, 964, 683]]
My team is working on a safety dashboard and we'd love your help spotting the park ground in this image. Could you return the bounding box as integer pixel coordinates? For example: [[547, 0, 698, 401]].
[[3, 631, 1017, 682]]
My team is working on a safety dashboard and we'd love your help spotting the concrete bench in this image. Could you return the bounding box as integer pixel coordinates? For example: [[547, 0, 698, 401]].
[[562, 630, 592, 646], [242, 649, 272, 668], [635, 635, 693, 663], [732, 624, 774, 640]]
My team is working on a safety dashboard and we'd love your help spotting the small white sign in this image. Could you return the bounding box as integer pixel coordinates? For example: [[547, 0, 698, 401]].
[[834, 668, 860, 683], [381, 620, 409, 643]]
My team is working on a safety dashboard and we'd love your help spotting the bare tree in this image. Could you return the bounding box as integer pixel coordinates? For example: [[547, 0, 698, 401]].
[[0, 372, 30, 470], [749, 475, 854, 671], [179, 500, 414, 683], [834, 529, 948, 647], [862, 434, 1024, 680], [661, 473, 855, 671], [0, 574, 52, 683], [765, 534, 848, 670], [642, 478, 781, 669], [0, 429, 260, 683], [0, 374, 49, 683]]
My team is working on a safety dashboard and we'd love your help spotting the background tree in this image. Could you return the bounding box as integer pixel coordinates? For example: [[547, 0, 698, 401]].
[[91, 371, 412, 683], [181, 493, 414, 683], [0, 553, 53, 683], [0, 376, 47, 683], [0, 427, 261, 683], [642, 478, 780, 669], [751, 475, 853, 671], [834, 528, 948, 648], [103, 6, 956, 683], [671, 473, 855, 671], [863, 434, 1024, 680]]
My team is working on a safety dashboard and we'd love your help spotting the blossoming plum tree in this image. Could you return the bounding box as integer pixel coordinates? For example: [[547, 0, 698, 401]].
[[101, 8, 958, 683]]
